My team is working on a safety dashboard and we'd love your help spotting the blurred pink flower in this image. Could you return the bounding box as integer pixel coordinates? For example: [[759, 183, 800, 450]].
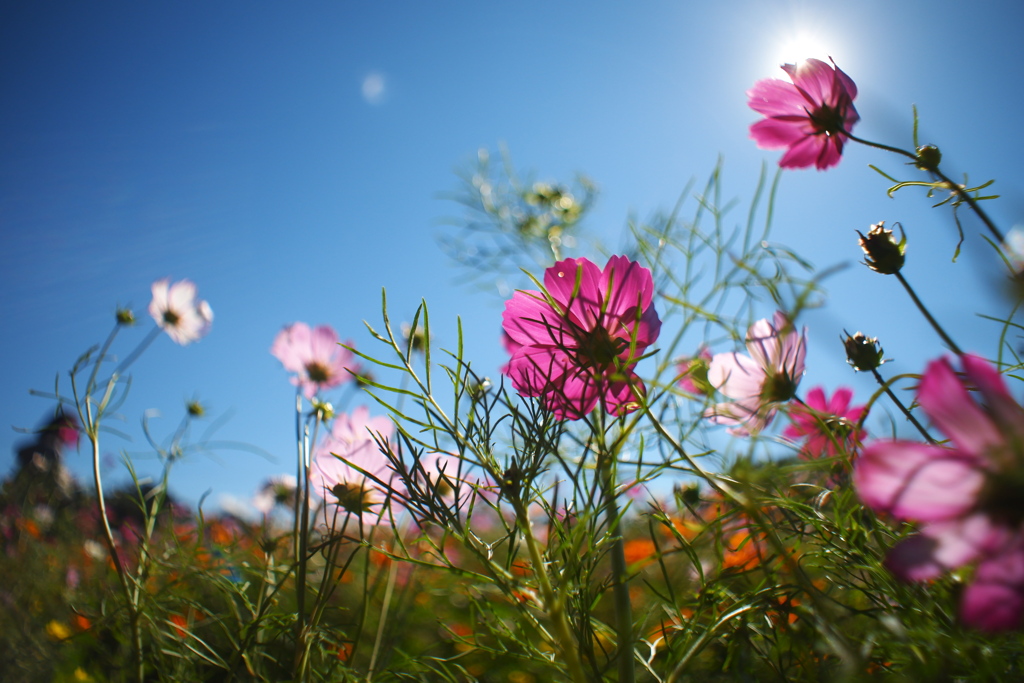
[[414, 452, 462, 502], [747, 58, 859, 170], [784, 386, 866, 458], [270, 323, 359, 398], [705, 311, 806, 435], [311, 407, 399, 520], [149, 278, 213, 345], [677, 346, 713, 395], [854, 355, 1024, 632], [252, 474, 298, 515], [502, 256, 661, 420]]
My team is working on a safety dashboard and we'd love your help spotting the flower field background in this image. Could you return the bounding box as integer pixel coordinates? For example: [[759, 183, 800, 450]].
[[4, 2, 1024, 681]]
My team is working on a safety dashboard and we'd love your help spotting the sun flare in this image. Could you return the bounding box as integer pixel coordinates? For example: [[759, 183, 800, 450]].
[[769, 27, 839, 71]]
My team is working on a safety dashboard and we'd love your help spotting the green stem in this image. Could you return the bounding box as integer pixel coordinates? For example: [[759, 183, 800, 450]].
[[870, 368, 935, 444], [111, 327, 161, 379], [87, 407, 143, 682], [597, 452, 634, 683], [293, 410, 319, 681], [513, 498, 588, 683], [846, 132, 1004, 243], [84, 324, 121, 397], [893, 272, 963, 354], [366, 534, 401, 683]]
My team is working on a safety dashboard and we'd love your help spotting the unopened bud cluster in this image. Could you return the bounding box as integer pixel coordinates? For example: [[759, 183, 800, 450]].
[[843, 331, 887, 372], [857, 221, 906, 274]]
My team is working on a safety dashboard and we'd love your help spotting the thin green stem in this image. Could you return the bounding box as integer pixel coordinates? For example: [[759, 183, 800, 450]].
[[87, 406, 143, 682], [293, 409, 320, 681], [591, 410, 635, 683], [111, 327, 162, 379], [598, 454, 634, 683], [870, 368, 935, 444], [846, 132, 1004, 243], [366, 530, 402, 683], [893, 271, 963, 354], [513, 498, 588, 683], [845, 133, 916, 162], [84, 324, 121, 397]]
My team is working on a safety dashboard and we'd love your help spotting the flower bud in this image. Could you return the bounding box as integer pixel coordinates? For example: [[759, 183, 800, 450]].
[[914, 145, 942, 171], [353, 368, 376, 389], [675, 482, 701, 509], [116, 307, 136, 326], [401, 322, 431, 355], [857, 222, 906, 274], [842, 331, 887, 372], [311, 399, 335, 422]]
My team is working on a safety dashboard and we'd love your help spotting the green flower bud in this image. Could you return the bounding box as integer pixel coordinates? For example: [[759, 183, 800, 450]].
[[186, 399, 206, 418], [116, 307, 136, 326], [311, 399, 335, 422], [842, 331, 887, 372], [857, 221, 906, 274], [914, 145, 942, 171]]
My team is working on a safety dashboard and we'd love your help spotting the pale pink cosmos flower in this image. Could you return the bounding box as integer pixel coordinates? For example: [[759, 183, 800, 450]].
[[149, 278, 213, 345], [252, 474, 298, 516], [270, 323, 360, 399], [784, 386, 866, 458], [311, 407, 399, 521], [705, 312, 807, 435], [747, 58, 859, 170], [414, 452, 463, 502], [854, 355, 1024, 632], [502, 256, 661, 420]]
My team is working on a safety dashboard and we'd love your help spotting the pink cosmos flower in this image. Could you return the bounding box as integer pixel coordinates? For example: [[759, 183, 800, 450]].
[[677, 346, 714, 396], [311, 407, 399, 521], [502, 256, 661, 420], [270, 323, 360, 399], [747, 58, 859, 170], [854, 355, 1024, 632], [149, 278, 213, 345], [499, 330, 521, 376], [784, 386, 866, 458], [705, 311, 807, 435]]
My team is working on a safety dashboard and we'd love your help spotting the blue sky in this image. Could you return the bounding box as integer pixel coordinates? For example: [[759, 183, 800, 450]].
[[3, 0, 1023, 513]]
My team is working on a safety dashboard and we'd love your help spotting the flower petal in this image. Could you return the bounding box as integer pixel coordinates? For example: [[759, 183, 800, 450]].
[[854, 441, 984, 521], [746, 78, 806, 117], [749, 118, 810, 149], [918, 357, 1004, 457], [543, 257, 604, 330], [708, 351, 764, 400], [960, 354, 1024, 440], [961, 543, 1024, 632], [503, 289, 577, 349]]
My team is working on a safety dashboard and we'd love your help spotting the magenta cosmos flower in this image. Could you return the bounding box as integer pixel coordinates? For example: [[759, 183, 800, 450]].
[[502, 256, 661, 420], [705, 312, 807, 435], [149, 278, 213, 345], [855, 355, 1024, 632], [270, 323, 359, 399], [784, 386, 866, 458], [747, 58, 859, 170], [311, 407, 399, 520]]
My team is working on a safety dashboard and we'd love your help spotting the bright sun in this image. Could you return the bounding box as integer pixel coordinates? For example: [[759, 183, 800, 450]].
[[769, 27, 839, 71]]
